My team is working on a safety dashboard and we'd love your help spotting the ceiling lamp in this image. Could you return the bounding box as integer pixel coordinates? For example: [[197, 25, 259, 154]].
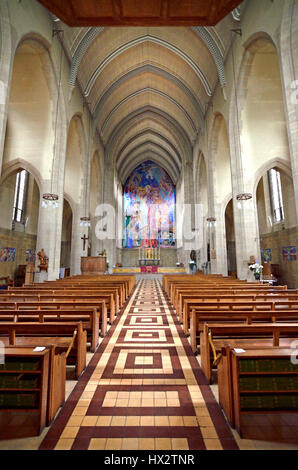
[[206, 217, 216, 227], [80, 216, 91, 227], [236, 193, 252, 209], [42, 193, 59, 208]]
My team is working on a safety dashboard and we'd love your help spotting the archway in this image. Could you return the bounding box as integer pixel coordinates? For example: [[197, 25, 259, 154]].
[[224, 199, 236, 277], [2, 40, 54, 180], [64, 115, 86, 274], [122, 160, 176, 267], [89, 151, 101, 256], [0, 168, 40, 285], [60, 198, 73, 278], [197, 153, 208, 269], [256, 164, 296, 287]]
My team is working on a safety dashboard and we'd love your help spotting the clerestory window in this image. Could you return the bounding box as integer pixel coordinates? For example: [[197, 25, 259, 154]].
[[12, 170, 29, 223]]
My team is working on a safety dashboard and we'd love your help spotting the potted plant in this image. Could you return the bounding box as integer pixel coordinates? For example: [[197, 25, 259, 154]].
[[249, 262, 263, 280]]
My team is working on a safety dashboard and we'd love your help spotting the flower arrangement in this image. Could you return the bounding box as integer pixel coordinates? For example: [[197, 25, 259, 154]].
[[249, 262, 263, 280]]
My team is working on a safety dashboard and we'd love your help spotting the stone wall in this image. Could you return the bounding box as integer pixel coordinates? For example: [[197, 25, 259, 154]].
[[260, 227, 298, 288], [0, 227, 37, 279]]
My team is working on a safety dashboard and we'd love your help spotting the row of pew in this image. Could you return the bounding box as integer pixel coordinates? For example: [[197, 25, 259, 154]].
[[0, 274, 135, 437], [163, 273, 298, 438]]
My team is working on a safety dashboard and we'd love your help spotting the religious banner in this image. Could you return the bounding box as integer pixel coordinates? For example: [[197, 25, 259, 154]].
[[123, 161, 176, 248], [261, 248, 272, 262], [26, 249, 36, 263], [282, 246, 296, 261], [0, 247, 15, 262]]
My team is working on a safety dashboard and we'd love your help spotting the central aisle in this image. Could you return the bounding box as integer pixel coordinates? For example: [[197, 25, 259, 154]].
[[40, 280, 238, 450]]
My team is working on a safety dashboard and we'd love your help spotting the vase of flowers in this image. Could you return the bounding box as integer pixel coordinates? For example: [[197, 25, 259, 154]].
[[189, 260, 196, 274], [249, 262, 263, 280]]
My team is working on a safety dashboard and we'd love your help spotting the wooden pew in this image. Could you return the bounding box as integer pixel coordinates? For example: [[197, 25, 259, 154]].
[[6, 289, 117, 320], [39, 281, 127, 304], [0, 308, 101, 353], [200, 322, 298, 384], [190, 308, 298, 354], [174, 291, 298, 322], [174, 289, 298, 316], [183, 300, 298, 336], [170, 284, 288, 305], [0, 300, 107, 340], [0, 321, 87, 380], [0, 345, 65, 432], [217, 346, 298, 432]]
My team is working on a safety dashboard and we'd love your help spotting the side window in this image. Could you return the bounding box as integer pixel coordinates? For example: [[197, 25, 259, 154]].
[[268, 168, 284, 223], [12, 170, 29, 223]]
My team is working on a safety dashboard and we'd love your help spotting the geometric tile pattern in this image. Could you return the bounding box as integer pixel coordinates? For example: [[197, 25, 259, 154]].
[[39, 279, 238, 450]]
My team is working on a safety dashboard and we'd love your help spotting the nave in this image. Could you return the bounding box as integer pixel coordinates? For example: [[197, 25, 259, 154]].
[[39, 279, 238, 450]]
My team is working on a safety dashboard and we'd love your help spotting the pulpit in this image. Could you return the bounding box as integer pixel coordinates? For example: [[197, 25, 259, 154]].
[[81, 256, 106, 275]]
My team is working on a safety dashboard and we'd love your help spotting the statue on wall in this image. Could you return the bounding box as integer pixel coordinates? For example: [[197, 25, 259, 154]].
[[37, 248, 48, 272]]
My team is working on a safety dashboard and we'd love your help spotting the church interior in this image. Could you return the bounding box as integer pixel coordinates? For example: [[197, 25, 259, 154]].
[[0, 0, 297, 451]]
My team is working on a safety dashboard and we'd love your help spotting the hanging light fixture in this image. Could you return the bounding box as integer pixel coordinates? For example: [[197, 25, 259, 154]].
[[206, 216, 216, 228], [236, 193, 252, 209], [80, 216, 91, 227], [42, 26, 63, 209]]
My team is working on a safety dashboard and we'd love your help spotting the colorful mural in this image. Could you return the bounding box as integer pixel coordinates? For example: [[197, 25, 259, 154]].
[[123, 161, 176, 248]]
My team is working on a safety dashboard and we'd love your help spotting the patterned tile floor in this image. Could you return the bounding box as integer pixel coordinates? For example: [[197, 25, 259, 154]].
[[39, 279, 238, 450]]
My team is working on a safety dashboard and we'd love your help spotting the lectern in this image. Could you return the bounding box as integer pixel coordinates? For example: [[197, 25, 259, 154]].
[[81, 256, 106, 275]]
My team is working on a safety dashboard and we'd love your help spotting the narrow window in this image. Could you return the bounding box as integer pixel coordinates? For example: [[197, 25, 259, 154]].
[[12, 170, 29, 223], [268, 168, 284, 223]]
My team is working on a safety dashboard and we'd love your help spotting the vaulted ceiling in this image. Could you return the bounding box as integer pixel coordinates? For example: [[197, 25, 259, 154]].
[[49, 4, 243, 183]]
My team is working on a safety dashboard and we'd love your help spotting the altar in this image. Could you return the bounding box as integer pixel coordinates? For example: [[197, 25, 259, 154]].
[[138, 246, 160, 266], [81, 256, 106, 274]]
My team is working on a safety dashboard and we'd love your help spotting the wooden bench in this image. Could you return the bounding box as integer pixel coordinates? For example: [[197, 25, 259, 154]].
[[170, 284, 289, 306], [200, 322, 298, 384], [0, 321, 87, 380], [39, 281, 126, 304], [6, 289, 116, 321], [0, 300, 107, 340], [217, 346, 298, 433], [190, 308, 298, 354], [183, 300, 298, 336], [0, 308, 101, 353], [174, 290, 298, 317], [0, 345, 65, 434]]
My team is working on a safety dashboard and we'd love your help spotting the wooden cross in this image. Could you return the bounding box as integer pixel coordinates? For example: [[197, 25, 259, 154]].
[[81, 234, 89, 250]]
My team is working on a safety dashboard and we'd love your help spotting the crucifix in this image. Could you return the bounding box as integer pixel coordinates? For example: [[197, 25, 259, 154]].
[[81, 234, 89, 251]]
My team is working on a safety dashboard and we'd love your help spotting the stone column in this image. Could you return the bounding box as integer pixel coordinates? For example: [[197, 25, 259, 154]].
[[280, 0, 298, 222], [35, 181, 63, 282], [0, 1, 12, 174], [70, 203, 88, 275], [214, 202, 228, 276], [100, 159, 117, 271]]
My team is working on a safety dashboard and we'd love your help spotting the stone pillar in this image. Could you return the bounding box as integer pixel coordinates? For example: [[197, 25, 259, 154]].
[[70, 204, 88, 275], [101, 159, 117, 271], [214, 202, 228, 276], [35, 181, 63, 282], [280, 0, 298, 222], [0, 1, 12, 175]]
